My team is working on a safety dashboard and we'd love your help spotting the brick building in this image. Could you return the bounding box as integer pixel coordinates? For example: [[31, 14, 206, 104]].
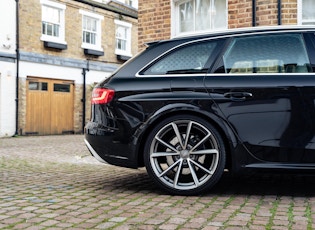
[[0, 0, 138, 136], [138, 0, 315, 50]]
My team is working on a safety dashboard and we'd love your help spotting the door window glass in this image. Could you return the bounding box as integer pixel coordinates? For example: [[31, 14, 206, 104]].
[[54, 83, 70, 92], [142, 40, 219, 75], [223, 34, 312, 74], [29, 82, 48, 91]]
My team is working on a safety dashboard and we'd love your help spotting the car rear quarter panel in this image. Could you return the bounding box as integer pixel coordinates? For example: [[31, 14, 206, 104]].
[[111, 76, 243, 170]]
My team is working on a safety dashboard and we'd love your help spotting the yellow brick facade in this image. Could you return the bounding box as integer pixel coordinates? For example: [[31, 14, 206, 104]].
[[18, 0, 138, 135], [19, 0, 138, 63]]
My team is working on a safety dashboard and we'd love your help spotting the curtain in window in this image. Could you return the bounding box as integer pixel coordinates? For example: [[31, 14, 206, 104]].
[[178, 0, 226, 34], [302, 0, 315, 24]]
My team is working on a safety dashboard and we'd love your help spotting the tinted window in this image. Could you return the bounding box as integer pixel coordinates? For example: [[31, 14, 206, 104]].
[[142, 40, 219, 75], [223, 34, 312, 74]]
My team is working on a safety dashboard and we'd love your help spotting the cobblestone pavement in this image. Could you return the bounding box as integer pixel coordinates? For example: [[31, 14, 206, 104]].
[[1, 135, 315, 230]]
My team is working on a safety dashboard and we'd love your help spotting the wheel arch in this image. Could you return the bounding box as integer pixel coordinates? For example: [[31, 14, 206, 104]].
[[136, 104, 237, 171]]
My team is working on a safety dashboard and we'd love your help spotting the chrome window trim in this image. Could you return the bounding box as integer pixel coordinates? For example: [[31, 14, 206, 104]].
[[205, 72, 315, 77], [137, 72, 315, 79], [136, 26, 315, 78]]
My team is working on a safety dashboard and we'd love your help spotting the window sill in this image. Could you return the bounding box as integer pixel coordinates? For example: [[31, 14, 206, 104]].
[[115, 50, 132, 61], [84, 49, 104, 56], [117, 55, 131, 61], [44, 41, 67, 50]]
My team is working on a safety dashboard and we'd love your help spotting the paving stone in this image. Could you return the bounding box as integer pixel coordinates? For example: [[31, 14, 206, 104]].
[[1, 135, 315, 229]]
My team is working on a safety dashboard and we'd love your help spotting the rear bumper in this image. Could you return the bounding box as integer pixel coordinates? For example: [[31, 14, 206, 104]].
[[84, 121, 139, 168], [84, 139, 107, 164]]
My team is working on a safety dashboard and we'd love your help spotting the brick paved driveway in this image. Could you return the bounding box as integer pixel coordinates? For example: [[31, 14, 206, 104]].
[[1, 135, 315, 230]]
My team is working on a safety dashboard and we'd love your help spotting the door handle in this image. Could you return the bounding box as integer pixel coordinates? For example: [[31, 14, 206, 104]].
[[223, 92, 253, 101]]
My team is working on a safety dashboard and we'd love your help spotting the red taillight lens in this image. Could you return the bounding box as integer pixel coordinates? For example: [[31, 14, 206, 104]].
[[91, 88, 115, 104]]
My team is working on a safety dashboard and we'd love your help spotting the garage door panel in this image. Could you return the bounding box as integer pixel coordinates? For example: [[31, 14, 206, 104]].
[[26, 80, 51, 135], [51, 83, 74, 134], [26, 78, 74, 135]]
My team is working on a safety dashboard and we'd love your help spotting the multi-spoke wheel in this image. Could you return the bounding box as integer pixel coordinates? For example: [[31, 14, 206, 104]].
[[144, 115, 226, 195]]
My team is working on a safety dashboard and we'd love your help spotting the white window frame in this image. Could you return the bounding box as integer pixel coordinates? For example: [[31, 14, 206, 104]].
[[171, 0, 227, 37], [114, 20, 132, 57], [298, 0, 315, 25], [40, 0, 66, 44], [79, 10, 104, 52]]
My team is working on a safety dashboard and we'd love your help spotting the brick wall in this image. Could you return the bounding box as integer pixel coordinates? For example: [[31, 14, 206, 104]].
[[138, 0, 299, 48], [228, 0, 253, 29], [18, 78, 26, 135], [255, 0, 279, 26], [138, 0, 171, 50], [281, 0, 298, 25]]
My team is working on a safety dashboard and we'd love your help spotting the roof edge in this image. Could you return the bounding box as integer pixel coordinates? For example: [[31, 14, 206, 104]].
[[74, 0, 138, 19], [173, 25, 315, 39]]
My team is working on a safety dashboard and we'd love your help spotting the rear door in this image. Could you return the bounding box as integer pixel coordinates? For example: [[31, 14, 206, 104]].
[[205, 32, 315, 163]]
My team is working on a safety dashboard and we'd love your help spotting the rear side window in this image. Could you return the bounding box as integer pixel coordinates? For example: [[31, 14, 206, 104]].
[[141, 40, 219, 75], [223, 34, 312, 74]]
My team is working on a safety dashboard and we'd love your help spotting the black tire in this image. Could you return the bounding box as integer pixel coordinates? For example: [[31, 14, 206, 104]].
[[144, 114, 226, 195]]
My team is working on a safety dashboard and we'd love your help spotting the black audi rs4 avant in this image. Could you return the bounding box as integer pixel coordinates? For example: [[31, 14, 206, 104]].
[[85, 26, 315, 195]]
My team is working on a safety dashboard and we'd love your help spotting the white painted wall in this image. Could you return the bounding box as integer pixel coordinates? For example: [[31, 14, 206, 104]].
[[0, 1, 16, 55], [0, 63, 16, 137], [19, 61, 112, 85], [0, 0, 17, 137]]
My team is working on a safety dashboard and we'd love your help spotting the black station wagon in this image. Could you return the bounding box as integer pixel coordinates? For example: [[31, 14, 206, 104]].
[[85, 26, 315, 195]]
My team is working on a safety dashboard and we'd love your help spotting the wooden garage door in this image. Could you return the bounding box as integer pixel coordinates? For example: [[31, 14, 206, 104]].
[[26, 78, 74, 135]]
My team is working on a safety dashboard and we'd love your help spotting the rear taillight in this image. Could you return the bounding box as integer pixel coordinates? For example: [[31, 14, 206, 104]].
[[91, 88, 115, 104]]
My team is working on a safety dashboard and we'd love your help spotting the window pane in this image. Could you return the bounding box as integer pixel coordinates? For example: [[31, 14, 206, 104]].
[[179, 1, 194, 33], [143, 41, 218, 75], [195, 0, 210, 31], [303, 0, 315, 24], [41, 83, 48, 91], [223, 34, 311, 74], [116, 26, 127, 39], [116, 26, 128, 51], [117, 39, 126, 50], [29, 82, 39, 90], [86, 32, 91, 43], [92, 20, 97, 32], [47, 23, 53, 36], [87, 18, 92, 30], [178, 0, 227, 34], [42, 23, 46, 34], [53, 24, 59, 37], [213, 0, 227, 30], [91, 33, 96, 44], [43, 6, 60, 24], [54, 83, 70, 92], [29, 82, 48, 91], [42, 6, 61, 37], [83, 16, 98, 45]]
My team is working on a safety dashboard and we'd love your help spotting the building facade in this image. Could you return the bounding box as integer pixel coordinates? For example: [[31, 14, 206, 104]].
[[0, 1, 17, 137], [138, 0, 315, 50], [0, 0, 137, 137]]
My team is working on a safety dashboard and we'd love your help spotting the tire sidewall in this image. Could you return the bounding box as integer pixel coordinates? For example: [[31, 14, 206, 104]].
[[144, 114, 226, 196]]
